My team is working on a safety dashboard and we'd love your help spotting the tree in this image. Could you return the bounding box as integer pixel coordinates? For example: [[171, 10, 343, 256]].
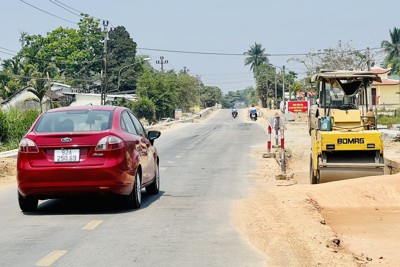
[[107, 26, 138, 93], [15, 16, 103, 90], [290, 40, 370, 76], [381, 27, 400, 75], [244, 42, 269, 73], [253, 64, 276, 107], [176, 72, 200, 112], [200, 86, 222, 108], [136, 70, 178, 119], [287, 70, 298, 100], [131, 97, 156, 123], [290, 81, 304, 100], [221, 87, 255, 108], [26, 72, 52, 113]]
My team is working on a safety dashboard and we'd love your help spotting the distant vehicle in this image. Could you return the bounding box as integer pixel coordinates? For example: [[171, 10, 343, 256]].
[[250, 112, 257, 121], [17, 105, 161, 212], [232, 109, 238, 118], [249, 106, 257, 121]]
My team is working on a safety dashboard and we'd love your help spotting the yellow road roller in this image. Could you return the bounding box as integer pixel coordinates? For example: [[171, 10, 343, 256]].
[[309, 70, 385, 184]]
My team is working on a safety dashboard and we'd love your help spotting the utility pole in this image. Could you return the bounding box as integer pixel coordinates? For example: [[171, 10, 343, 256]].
[[182, 66, 189, 74], [156, 56, 168, 72], [101, 20, 109, 105], [274, 71, 277, 100], [367, 47, 371, 71], [282, 65, 286, 111]]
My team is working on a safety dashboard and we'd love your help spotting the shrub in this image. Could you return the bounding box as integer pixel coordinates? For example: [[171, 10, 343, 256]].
[[131, 98, 157, 124], [0, 108, 40, 151]]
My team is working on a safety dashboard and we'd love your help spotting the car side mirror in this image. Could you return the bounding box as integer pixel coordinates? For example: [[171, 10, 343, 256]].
[[148, 130, 161, 145]]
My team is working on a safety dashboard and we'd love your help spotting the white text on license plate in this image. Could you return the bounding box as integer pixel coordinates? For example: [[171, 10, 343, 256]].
[[54, 149, 80, 162]]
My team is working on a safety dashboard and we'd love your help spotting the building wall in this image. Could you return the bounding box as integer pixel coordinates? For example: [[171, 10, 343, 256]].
[[375, 85, 400, 108], [1, 90, 40, 111]]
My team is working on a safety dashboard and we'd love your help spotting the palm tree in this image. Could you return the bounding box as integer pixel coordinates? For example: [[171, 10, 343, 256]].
[[27, 72, 52, 113], [381, 27, 400, 75], [244, 43, 269, 72]]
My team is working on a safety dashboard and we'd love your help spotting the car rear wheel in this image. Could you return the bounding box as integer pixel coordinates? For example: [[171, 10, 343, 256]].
[[124, 172, 141, 209], [146, 161, 160, 195], [18, 192, 38, 212]]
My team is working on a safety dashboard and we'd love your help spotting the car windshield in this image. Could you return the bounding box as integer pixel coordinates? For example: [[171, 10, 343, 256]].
[[34, 110, 113, 133]]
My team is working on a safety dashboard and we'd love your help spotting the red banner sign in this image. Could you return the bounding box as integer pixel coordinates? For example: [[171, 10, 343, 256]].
[[287, 101, 308, 113]]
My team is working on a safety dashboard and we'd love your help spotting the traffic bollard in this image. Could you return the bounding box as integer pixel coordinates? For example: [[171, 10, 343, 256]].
[[267, 124, 272, 153]]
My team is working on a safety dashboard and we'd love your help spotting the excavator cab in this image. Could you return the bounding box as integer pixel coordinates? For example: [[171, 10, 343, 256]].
[[309, 70, 385, 184]]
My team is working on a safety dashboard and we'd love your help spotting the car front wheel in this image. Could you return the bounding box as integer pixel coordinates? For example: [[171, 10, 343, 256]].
[[146, 161, 160, 195], [18, 192, 38, 212]]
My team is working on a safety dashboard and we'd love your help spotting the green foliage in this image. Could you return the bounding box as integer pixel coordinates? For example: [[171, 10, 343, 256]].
[[131, 98, 156, 123], [381, 27, 400, 75], [176, 73, 200, 112], [0, 110, 7, 144], [290, 81, 304, 99], [221, 87, 255, 108], [1, 16, 103, 96], [377, 110, 400, 128], [136, 70, 178, 119], [244, 42, 269, 72], [107, 26, 138, 93], [254, 64, 276, 107], [200, 86, 222, 108], [27, 72, 51, 112], [0, 108, 40, 151]]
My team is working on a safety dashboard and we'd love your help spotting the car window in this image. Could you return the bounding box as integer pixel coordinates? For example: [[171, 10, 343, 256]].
[[35, 110, 112, 133], [121, 111, 138, 135], [129, 112, 146, 137]]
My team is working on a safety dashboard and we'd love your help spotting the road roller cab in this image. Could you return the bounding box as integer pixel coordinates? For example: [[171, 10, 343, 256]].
[[309, 70, 385, 184]]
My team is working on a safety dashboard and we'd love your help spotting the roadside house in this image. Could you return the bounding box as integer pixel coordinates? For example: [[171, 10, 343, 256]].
[[0, 85, 42, 112], [65, 92, 138, 106], [371, 67, 400, 109]]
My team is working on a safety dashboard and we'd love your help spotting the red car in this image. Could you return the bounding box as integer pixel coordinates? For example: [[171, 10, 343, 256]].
[[17, 105, 161, 212]]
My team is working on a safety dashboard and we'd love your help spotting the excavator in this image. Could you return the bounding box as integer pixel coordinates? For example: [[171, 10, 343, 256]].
[[309, 70, 385, 184]]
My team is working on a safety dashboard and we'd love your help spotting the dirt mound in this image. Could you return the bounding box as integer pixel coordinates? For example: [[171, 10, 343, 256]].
[[0, 158, 17, 187], [233, 109, 400, 266]]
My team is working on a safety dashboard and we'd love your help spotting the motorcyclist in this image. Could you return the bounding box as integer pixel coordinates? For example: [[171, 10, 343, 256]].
[[231, 108, 238, 118], [249, 105, 257, 120]]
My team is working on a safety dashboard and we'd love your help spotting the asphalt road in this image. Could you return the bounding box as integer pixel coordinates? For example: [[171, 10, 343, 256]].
[[0, 109, 268, 267]]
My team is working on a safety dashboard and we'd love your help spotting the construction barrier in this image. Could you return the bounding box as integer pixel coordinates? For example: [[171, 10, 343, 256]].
[[280, 126, 286, 173], [267, 124, 272, 153]]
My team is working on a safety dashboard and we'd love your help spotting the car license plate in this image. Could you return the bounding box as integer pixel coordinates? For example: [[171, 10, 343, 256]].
[[54, 149, 80, 163]]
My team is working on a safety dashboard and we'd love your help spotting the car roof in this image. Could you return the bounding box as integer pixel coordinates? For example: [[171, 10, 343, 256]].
[[44, 105, 120, 114]]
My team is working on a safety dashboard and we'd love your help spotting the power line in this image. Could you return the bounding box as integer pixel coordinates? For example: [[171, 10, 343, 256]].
[[51, 0, 115, 28], [138, 47, 384, 57], [0, 50, 17, 57], [0, 71, 97, 83], [0, 47, 19, 54], [52, 0, 85, 16], [0, 47, 18, 57], [20, 0, 77, 24], [49, 0, 82, 17], [203, 80, 255, 85]]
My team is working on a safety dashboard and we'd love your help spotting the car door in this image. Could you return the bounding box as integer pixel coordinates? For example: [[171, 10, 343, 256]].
[[121, 111, 149, 181], [128, 112, 154, 184]]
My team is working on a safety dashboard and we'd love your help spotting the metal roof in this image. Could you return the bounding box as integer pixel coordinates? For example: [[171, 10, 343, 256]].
[[311, 70, 382, 83]]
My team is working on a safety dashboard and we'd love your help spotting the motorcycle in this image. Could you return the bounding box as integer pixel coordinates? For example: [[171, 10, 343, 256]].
[[250, 112, 257, 121], [232, 111, 238, 118]]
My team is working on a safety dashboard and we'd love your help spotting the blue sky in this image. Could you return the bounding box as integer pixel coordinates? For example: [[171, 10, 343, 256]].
[[1, 0, 399, 93]]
